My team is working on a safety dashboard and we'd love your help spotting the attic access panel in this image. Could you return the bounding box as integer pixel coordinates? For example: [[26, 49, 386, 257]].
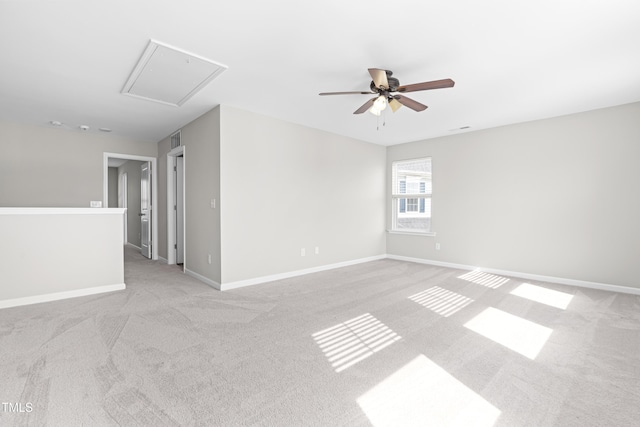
[[122, 40, 227, 106]]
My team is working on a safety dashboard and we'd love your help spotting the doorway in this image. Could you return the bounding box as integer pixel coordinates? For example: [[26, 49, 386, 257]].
[[103, 153, 158, 261], [167, 146, 185, 266], [120, 172, 128, 243], [175, 155, 184, 265], [140, 161, 152, 258]]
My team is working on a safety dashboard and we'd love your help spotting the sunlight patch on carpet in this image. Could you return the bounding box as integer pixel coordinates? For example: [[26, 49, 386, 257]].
[[313, 313, 401, 373], [409, 286, 474, 317], [357, 354, 500, 427], [510, 283, 574, 309], [464, 307, 552, 359], [458, 270, 509, 289]]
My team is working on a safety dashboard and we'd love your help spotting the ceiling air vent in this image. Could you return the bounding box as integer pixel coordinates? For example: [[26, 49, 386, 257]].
[[122, 39, 227, 107], [171, 130, 181, 149]]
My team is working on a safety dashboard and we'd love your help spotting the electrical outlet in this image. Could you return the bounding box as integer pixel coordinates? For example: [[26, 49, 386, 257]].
[[315, 246, 320, 255], [301, 248, 306, 257], [90, 201, 102, 208], [211, 199, 216, 209], [435, 243, 441, 250]]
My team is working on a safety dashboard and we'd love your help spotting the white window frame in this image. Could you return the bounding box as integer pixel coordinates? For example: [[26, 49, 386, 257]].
[[391, 157, 433, 235], [406, 198, 419, 212]]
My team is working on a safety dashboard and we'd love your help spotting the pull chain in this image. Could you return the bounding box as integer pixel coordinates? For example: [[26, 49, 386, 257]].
[[376, 110, 387, 131]]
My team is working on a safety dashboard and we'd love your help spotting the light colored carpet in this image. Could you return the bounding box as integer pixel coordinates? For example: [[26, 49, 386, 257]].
[[1, 245, 639, 426]]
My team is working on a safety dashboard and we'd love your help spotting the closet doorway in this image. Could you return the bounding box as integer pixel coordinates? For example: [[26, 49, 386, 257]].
[[167, 145, 185, 267]]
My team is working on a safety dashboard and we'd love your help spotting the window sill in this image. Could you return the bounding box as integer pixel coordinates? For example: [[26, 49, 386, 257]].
[[387, 230, 436, 237]]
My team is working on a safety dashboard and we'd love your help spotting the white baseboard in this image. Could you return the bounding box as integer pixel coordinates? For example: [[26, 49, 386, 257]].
[[177, 252, 640, 297], [185, 268, 221, 290], [157, 256, 168, 264], [219, 255, 387, 291], [126, 243, 141, 250], [0, 283, 126, 310], [385, 254, 640, 296]]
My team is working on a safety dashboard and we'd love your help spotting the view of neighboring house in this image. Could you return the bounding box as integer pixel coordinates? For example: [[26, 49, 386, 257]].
[[393, 157, 432, 232]]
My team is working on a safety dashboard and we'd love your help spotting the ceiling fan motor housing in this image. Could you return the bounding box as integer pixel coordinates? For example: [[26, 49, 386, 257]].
[[370, 76, 400, 92]]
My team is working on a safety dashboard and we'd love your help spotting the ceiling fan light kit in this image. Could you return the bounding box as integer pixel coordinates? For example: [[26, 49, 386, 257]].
[[370, 95, 388, 116], [320, 68, 455, 119]]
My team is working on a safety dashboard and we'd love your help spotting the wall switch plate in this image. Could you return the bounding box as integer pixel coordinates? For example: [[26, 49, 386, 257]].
[[315, 246, 320, 255], [301, 248, 306, 257], [208, 254, 212, 264], [90, 201, 102, 208]]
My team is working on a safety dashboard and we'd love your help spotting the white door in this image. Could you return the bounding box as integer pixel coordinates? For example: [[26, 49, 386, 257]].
[[176, 156, 185, 264], [119, 173, 128, 244], [140, 162, 152, 258]]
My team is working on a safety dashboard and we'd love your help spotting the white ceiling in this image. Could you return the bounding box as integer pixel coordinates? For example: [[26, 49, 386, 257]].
[[107, 158, 128, 168], [2, 0, 639, 146]]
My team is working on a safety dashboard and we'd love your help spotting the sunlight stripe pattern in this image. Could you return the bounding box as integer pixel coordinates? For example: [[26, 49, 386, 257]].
[[409, 286, 474, 317], [458, 270, 509, 289], [313, 313, 401, 373]]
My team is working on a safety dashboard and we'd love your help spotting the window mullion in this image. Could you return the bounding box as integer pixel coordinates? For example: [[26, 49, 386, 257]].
[[392, 194, 431, 198]]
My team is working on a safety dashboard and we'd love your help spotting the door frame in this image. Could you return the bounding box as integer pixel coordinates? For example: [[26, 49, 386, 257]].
[[140, 161, 152, 258], [103, 152, 158, 261], [120, 172, 128, 243], [167, 145, 185, 266]]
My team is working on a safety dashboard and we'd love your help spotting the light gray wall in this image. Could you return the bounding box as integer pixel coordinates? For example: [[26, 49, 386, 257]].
[[183, 108, 221, 282], [157, 105, 386, 287], [0, 208, 124, 303], [118, 160, 144, 247], [107, 167, 118, 207], [0, 121, 156, 207], [157, 108, 221, 282], [386, 102, 640, 289], [157, 136, 170, 260], [219, 106, 386, 284]]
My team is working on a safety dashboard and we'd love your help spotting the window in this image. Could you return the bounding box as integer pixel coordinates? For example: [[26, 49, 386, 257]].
[[406, 198, 418, 212], [392, 158, 432, 233]]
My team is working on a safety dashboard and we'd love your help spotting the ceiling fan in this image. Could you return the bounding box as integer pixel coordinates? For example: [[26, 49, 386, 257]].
[[319, 68, 454, 116]]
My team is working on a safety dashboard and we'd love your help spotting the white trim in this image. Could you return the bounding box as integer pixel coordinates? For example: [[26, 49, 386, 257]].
[[387, 230, 436, 237], [185, 268, 221, 290], [0, 284, 126, 310], [120, 173, 128, 243], [167, 145, 186, 266], [385, 254, 640, 296], [103, 152, 158, 260], [219, 255, 387, 291], [177, 252, 640, 297], [0, 208, 126, 215]]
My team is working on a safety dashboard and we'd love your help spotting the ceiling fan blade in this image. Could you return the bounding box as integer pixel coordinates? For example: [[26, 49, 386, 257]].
[[394, 95, 428, 112], [396, 78, 455, 93], [353, 97, 377, 114], [319, 91, 375, 96], [389, 98, 402, 113], [368, 68, 389, 89]]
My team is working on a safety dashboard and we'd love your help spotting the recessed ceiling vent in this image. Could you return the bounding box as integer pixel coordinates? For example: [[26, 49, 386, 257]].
[[171, 130, 181, 149], [122, 39, 227, 107]]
